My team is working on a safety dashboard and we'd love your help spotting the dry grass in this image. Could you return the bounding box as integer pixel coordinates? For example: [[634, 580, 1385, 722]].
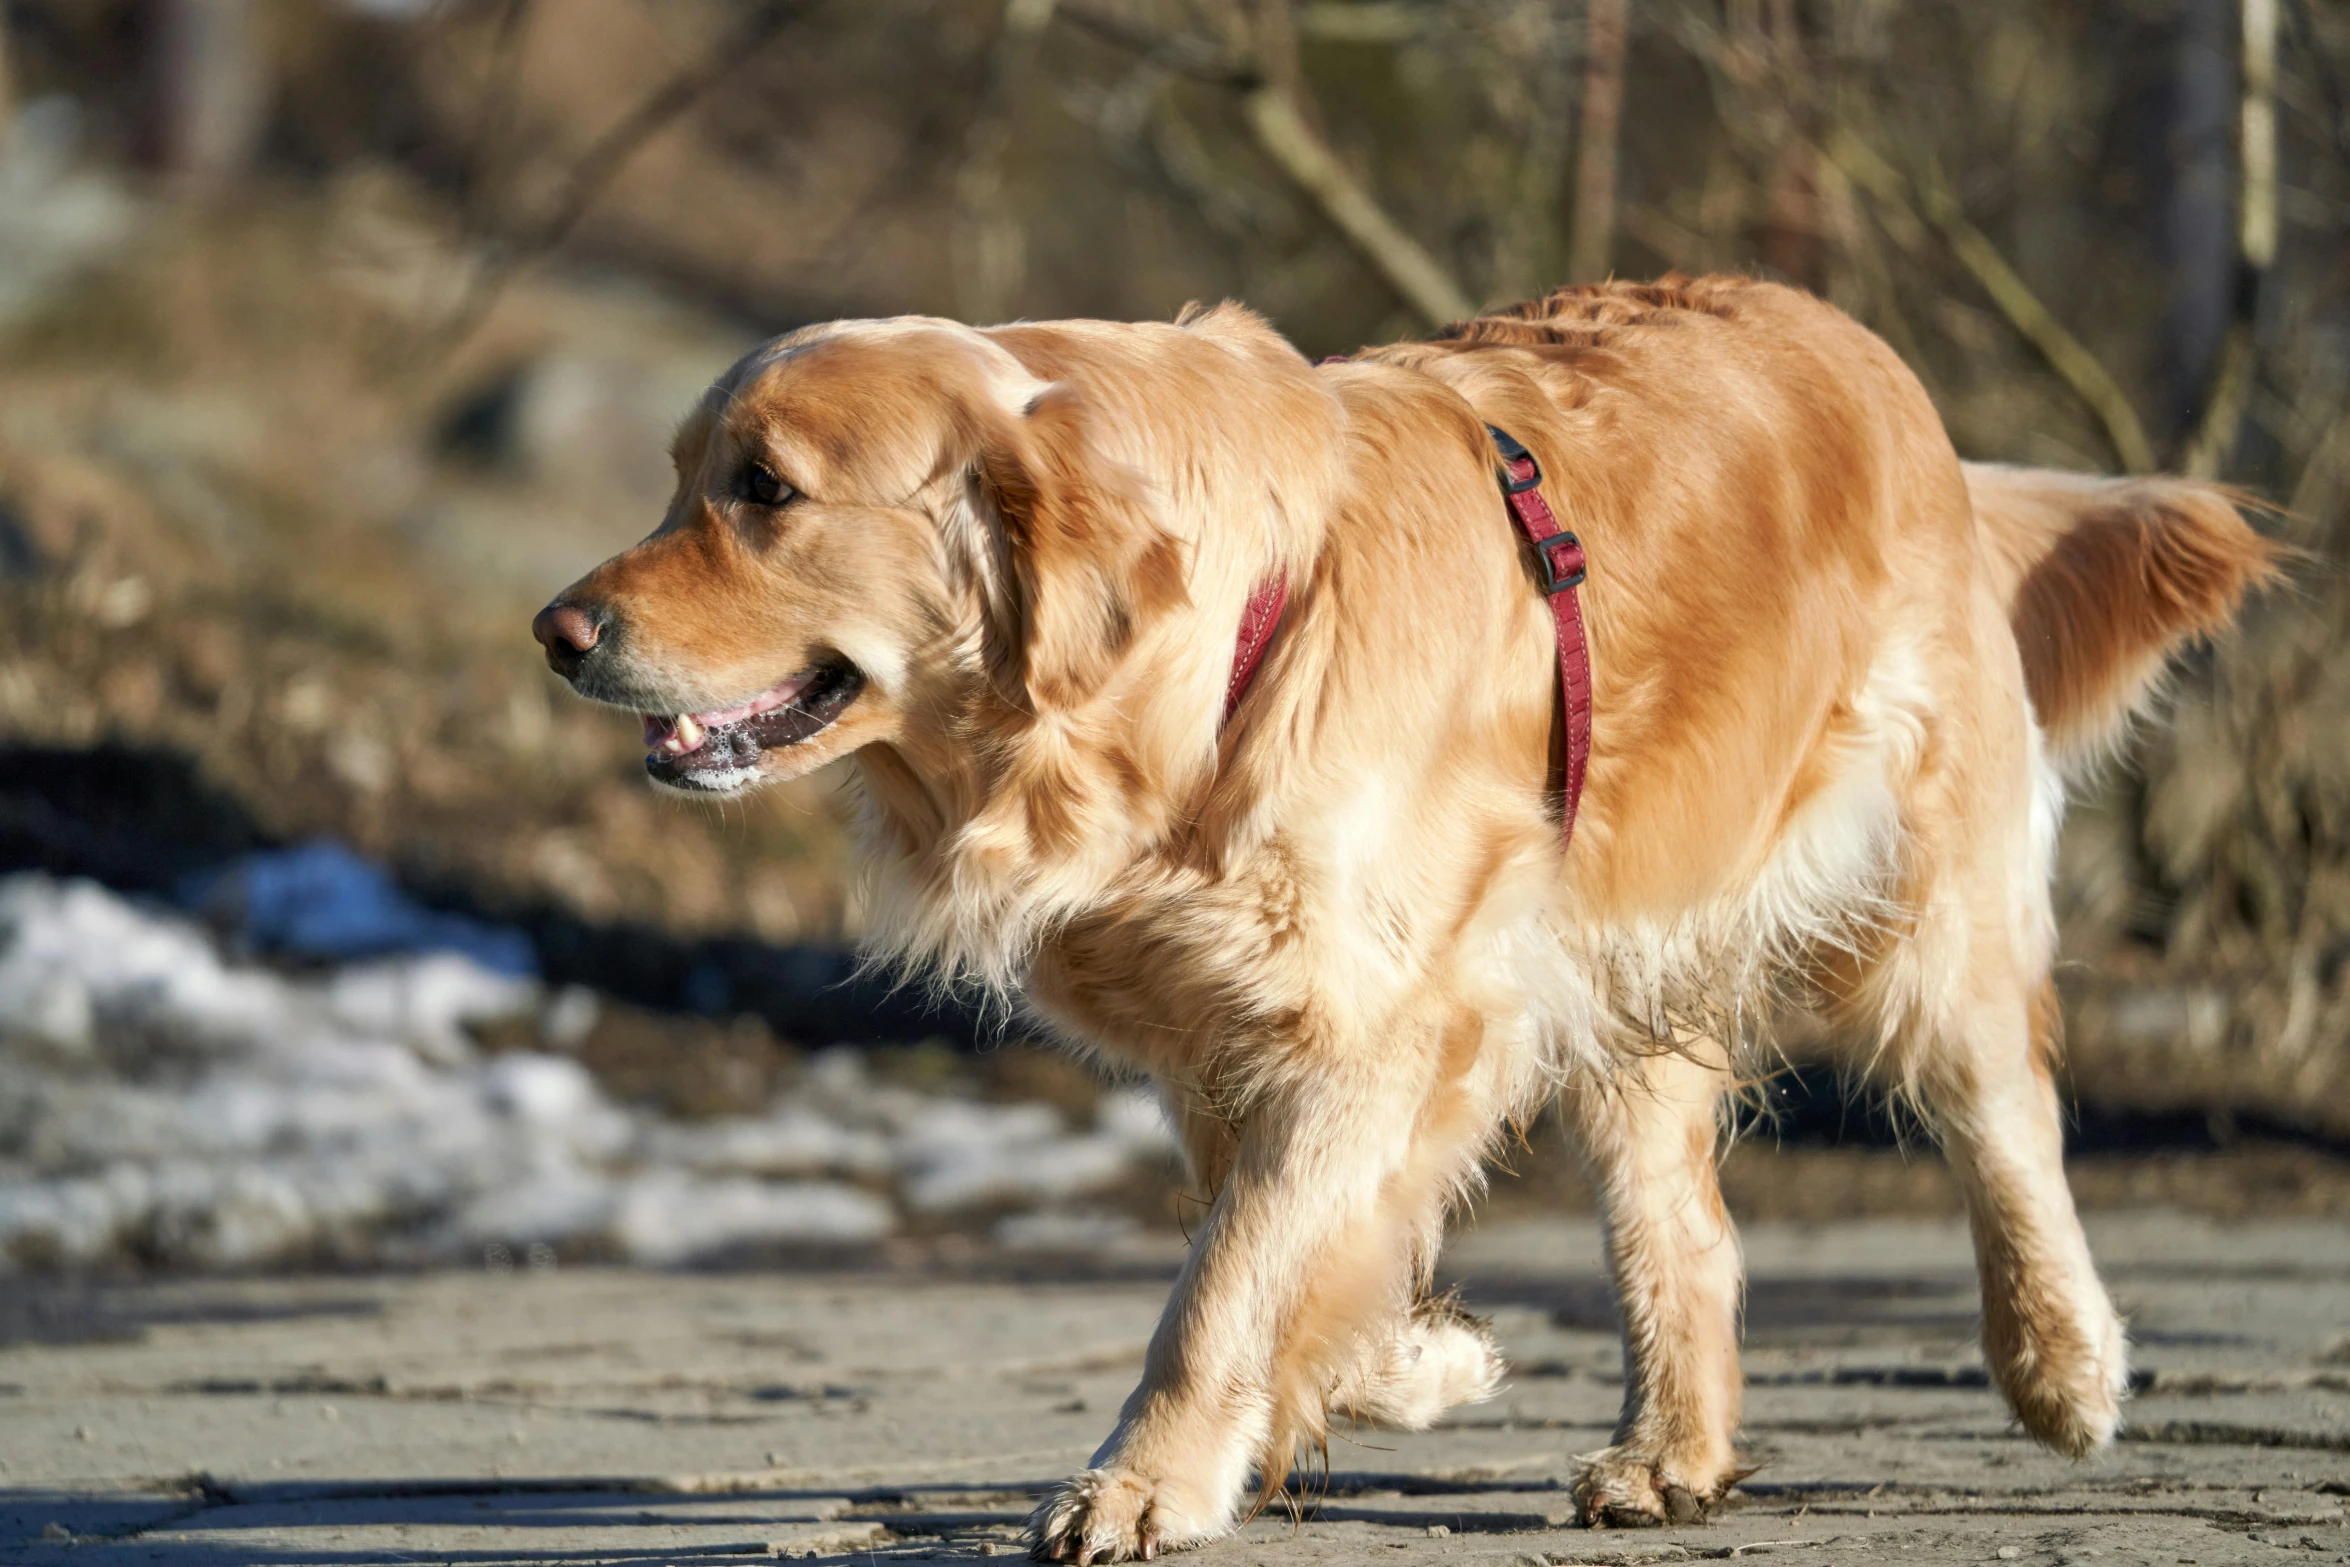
[[0, 189, 857, 944]]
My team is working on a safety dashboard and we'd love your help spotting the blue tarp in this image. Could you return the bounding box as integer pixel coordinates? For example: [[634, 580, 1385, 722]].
[[180, 839, 538, 977]]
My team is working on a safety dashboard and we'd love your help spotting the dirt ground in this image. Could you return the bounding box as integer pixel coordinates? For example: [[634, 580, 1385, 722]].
[[1, 1210, 2344, 1566]]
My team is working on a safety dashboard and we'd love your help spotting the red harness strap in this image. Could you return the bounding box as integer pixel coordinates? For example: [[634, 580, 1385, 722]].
[[1222, 568, 1290, 726], [1487, 424, 1593, 846], [1219, 426, 1591, 852]]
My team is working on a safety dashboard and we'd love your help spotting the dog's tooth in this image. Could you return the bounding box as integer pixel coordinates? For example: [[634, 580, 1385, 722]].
[[672, 713, 705, 752]]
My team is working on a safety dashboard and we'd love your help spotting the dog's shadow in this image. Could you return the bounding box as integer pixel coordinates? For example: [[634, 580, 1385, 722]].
[[0, 1477, 1012, 1563], [1456, 1266, 1983, 1344], [0, 1471, 1579, 1562]]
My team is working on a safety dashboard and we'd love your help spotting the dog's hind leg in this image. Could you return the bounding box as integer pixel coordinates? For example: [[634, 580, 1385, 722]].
[[1905, 966, 2128, 1455], [1839, 705, 2127, 1457], [1562, 1035, 1750, 1527]]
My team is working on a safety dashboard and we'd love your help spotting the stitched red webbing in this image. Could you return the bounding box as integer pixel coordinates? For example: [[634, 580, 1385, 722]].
[[1489, 426, 1593, 847], [1218, 423, 1591, 853], [1222, 568, 1289, 726]]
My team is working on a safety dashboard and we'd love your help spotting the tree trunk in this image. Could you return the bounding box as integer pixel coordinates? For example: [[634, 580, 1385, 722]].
[[0, 2, 15, 153], [2161, 0, 2237, 447], [1567, 0, 1627, 282], [137, 0, 269, 192], [2182, 0, 2278, 478]]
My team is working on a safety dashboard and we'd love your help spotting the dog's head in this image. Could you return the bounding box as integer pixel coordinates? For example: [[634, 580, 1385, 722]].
[[532, 319, 1186, 796]]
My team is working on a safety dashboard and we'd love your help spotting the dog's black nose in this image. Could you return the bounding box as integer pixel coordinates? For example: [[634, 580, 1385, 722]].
[[532, 601, 605, 676]]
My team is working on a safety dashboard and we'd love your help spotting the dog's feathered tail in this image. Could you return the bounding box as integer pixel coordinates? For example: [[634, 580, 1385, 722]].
[[1964, 461, 2283, 781]]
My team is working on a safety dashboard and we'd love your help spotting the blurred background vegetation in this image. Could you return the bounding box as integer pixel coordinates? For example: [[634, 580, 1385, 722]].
[[2, 0, 2347, 1147]]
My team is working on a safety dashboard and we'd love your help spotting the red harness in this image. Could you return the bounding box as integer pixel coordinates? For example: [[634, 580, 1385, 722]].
[[1219, 423, 1592, 846], [1486, 424, 1593, 845], [1222, 569, 1289, 727]]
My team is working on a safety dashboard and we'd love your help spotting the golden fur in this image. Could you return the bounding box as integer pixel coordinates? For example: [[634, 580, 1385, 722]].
[[539, 276, 2277, 1560]]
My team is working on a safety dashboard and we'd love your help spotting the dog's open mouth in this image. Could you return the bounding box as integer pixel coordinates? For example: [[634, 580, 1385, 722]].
[[639, 662, 864, 791]]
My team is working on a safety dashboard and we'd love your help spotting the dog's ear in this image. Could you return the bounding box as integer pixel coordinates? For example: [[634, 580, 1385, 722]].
[[975, 383, 1187, 710]]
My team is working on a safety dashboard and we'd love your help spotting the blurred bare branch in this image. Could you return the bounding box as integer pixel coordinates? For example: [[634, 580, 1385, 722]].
[[1055, 3, 1251, 86], [1295, 2, 1424, 43], [956, 0, 1061, 324], [1243, 0, 1318, 137], [1830, 130, 2159, 476], [1243, 86, 1475, 323], [2281, 0, 2350, 172], [1244, 0, 1470, 321], [1059, 0, 1474, 325], [423, 0, 806, 363], [0, 2, 14, 151], [2288, 412, 2350, 544], [455, 0, 535, 241]]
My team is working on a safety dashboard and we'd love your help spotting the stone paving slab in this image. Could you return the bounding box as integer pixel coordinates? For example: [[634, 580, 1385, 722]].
[[0, 1211, 2344, 1565]]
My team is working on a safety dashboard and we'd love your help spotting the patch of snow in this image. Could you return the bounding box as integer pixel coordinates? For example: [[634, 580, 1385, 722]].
[[1096, 1087, 1179, 1153], [611, 1173, 892, 1265], [899, 1099, 1133, 1213], [450, 1157, 613, 1251], [993, 1208, 1142, 1253], [0, 96, 142, 331], [0, 872, 1180, 1272], [647, 1107, 894, 1181], [327, 952, 535, 1066], [0, 874, 296, 1051], [538, 985, 601, 1051]]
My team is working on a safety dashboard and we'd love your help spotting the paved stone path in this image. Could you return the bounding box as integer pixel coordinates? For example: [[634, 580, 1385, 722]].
[[1, 1212, 2344, 1565]]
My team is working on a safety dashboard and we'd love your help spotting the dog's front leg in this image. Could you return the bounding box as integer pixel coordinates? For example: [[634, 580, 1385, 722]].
[[1030, 1057, 1425, 1563], [1561, 1038, 1751, 1527]]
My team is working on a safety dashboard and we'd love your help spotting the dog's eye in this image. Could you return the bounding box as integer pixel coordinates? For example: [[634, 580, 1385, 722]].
[[743, 462, 793, 507]]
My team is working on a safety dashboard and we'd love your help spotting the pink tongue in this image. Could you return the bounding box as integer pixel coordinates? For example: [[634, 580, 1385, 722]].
[[694, 669, 817, 728], [641, 672, 819, 758]]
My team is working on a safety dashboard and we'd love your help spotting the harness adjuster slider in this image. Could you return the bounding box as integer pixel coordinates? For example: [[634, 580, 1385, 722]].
[[1536, 533, 1587, 594]]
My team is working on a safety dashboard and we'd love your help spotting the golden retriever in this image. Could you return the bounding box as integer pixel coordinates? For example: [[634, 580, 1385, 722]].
[[533, 277, 2275, 1561]]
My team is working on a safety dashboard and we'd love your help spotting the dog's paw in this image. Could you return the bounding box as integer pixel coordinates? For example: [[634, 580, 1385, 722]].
[[1985, 1285, 2129, 1458], [1028, 1468, 1216, 1563], [1573, 1446, 1752, 1529], [1331, 1302, 1504, 1431]]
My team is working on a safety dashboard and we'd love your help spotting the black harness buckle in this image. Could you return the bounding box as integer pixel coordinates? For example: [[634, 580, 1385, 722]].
[[1487, 424, 1544, 494]]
